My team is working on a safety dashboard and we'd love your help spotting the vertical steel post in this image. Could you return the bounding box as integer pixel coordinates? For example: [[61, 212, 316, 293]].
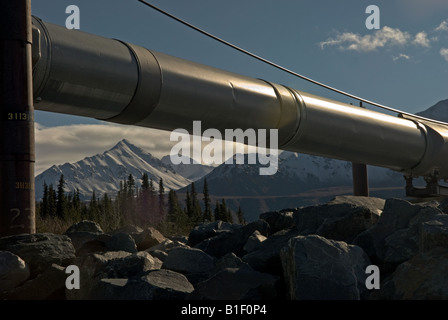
[[0, 0, 35, 236], [352, 102, 369, 197]]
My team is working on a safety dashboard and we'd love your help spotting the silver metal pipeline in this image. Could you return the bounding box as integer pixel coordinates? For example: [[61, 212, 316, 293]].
[[31, 17, 448, 181]]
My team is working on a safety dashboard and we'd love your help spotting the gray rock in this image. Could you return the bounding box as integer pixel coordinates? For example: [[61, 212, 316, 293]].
[[243, 228, 301, 275], [2, 264, 66, 300], [353, 198, 444, 273], [133, 226, 166, 251], [420, 216, 448, 252], [0, 233, 76, 277], [103, 251, 163, 278], [135, 269, 195, 300], [146, 239, 189, 261], [372, 247, 448, 299], [328, 195, 385, 215], [0, 251, 30, 292], [280, 235, 371, 300], [66, 251, 132, 300], [162, 247, 215, 275], [188, 220, 240, 246], [87, 278, 129, 300], [243, 230, 267, 253], [194, 219, 270, 258], [66, 250, 162, 300], [191, 267, 280, 300], [259, 210, 294, 234], [213, 253, 253, 274], [293, 197, 382, 243], [87, 269, 194, 300], [65, 220, 104, 234], [106, 232, 137, 253], [149, 249, 169, 262], [65, 231, 110, 256]]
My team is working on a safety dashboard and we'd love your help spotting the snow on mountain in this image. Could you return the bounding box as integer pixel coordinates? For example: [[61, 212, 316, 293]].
[[35, 139, 191, 200], [416, 99, 448, 122], [161, 155, 215, 181], [178, 151, 405, 221], [182, 151, 402, 196]]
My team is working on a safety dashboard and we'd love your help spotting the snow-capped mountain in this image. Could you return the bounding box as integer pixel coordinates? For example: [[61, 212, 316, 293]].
[[35, 139, 191, 200], [416, 99, 448, 122], [161, 155, 215, 181], [178, 152, 405, 221]]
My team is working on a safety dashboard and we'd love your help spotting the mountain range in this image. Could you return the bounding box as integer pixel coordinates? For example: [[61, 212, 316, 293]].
[[35, 98, 448, 221], [35, 139, 212, 201], [35, 139, 405, 221], [416, 98, 448, 122]]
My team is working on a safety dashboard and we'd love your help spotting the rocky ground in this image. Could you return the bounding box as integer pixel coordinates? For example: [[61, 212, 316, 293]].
[[2, 195, 448, 300]]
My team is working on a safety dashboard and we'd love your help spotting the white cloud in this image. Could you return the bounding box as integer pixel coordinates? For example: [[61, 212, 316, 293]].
[[441, 48, 448, 62], [319, 26, 411, 52], [413, 32, 430, 47], [435, 20, 448, 32], [393, 53, 411, 62], [320, 26, 437, 53]]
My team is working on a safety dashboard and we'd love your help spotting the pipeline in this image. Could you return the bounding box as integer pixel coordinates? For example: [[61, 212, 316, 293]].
[[31, 17, 448, 189]]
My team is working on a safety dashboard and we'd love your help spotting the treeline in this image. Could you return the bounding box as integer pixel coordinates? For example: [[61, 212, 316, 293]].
[[36, 173, 246, 235]]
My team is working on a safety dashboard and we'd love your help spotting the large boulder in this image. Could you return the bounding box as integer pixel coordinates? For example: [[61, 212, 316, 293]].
[[194, 220, 270, 258], [105, 232, 137, 253], [280, 235, 371, 300], [66, 250, 162, 300], [419, 215, 448, 252], [0, 251, 30, 292], [133, 227, 166, 251], [190, 267, 280, 300], [243, 230, 267, 253], [65, 220, 104, 234], [259, 210, 294, 234], [188, 220, 240, 246], [88, 269, 194, 300], [293, 196, 383, 243], [162, 247, 215, 275], [2, 264, 66, 300], [373, 247, 448, 299], [145, 239, 189, 262], [243, 228, 301, 275], [0, 233, 75, 277], [213, 253, 253, 274], [64, 220, 107, 256], [353, 198, 445, 274]]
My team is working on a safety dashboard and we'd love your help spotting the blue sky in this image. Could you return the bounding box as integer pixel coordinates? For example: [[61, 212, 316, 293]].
[[31, 0, 448, 174]]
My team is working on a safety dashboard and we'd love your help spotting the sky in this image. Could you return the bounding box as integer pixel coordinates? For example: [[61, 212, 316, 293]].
[[31, 0, 448, 175]]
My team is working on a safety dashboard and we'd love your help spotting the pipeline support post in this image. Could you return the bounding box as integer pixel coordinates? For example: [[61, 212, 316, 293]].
[[0, 0, 36, 236], [352, 102, 369, 197]]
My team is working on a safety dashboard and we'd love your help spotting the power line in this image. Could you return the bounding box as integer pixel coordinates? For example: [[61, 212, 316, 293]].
[[137, 0, 445, 125]]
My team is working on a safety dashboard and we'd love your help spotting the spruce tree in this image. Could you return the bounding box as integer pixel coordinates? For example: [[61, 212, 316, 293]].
[[41, 182, 49, 218], [56, 174, 67, 219], [202, 178, 212, 221], [126, 174, 136, 223], [138, 172, 151, 226], [214, 200, 222, 221], [47, 184, 57, 217], [158, 178, 166, 223], [89, 190, 100, 221], [190, 182, 202, 223], [237, 206, 246, 225], [185, 189, 192, 218]]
